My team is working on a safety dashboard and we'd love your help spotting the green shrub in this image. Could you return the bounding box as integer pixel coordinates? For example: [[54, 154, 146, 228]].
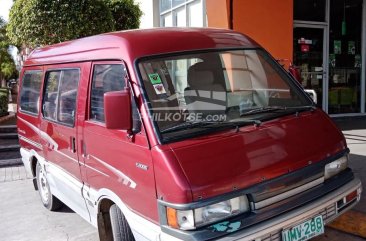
[[106, 0, 142, 30], [7, 0, 115, 47], [0, 88, 8, 97], [0, 88, 8, 114]]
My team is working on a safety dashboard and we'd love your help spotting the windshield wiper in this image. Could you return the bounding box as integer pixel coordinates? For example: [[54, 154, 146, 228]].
[[240, 105, 316, 117], [160, 119, 261, 134]]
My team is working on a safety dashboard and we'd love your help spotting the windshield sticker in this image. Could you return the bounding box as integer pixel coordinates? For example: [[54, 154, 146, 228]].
[[209, 221, 242, 233], [149, 73, 162, 84], [153, 83, 166, 95]]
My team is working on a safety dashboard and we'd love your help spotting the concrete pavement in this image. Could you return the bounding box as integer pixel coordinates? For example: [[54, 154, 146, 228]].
[[0, 105, 97, 241], [0, 166, 363, 241], [0, 177, 98, 241]]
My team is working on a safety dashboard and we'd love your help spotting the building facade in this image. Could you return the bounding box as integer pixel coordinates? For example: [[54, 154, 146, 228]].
[[135, 0, 206, 28], [137, 0, 366, 117]]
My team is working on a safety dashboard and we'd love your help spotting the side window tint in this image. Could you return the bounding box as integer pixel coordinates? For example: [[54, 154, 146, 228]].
[[19, 71, 42, 114], [43, 69, 80, 126], [90, 64, 125, 122], [59, 70, 79, 125], [43, 71, 61, 120]]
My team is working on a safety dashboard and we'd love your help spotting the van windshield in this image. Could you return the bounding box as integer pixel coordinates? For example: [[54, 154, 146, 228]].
[[137, 49, 313, 142]]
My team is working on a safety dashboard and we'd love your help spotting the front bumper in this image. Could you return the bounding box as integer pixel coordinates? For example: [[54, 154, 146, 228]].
[[160, 177, 362, 241]]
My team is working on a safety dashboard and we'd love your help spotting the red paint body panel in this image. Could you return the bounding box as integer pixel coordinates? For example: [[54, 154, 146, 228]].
[[82, 121, 158, 222], [18, 28, 349, 228], [17, 113, 43, 153], [17, 66, 44, 156], [40, 63, 88, 183], [167, 110, 346, 201], [25, 28, 258, 67], [79, 61, 157, 222], [151, 145, 193, 203]]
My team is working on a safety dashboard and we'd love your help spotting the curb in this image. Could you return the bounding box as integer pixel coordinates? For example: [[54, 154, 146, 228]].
[[0, 144, 20, 152], [0, 158, 23, 168], [0, 112, 16, 125]]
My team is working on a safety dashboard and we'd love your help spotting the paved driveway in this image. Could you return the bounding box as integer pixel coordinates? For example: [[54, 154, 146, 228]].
[[0, 166, 364, 241], [0, 170, 98, 241]]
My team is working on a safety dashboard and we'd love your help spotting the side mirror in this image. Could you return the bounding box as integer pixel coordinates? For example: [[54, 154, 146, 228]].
[[104, 89, 132, 130]]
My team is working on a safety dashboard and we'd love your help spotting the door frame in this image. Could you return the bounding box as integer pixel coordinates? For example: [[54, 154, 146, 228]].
[[293, 23, 329, 112]]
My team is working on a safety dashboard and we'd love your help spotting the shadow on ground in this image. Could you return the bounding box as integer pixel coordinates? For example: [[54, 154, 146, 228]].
[[57, 205, 74, 213]]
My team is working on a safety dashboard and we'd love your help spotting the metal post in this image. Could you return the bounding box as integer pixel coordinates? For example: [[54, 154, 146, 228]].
[[360, 0, 366, 114]]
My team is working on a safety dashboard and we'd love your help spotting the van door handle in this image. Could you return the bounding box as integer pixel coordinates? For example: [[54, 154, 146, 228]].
[[70, 137, 76, 153]]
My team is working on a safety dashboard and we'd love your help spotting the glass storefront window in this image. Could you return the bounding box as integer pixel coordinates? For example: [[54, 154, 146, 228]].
[[176, 8, 186, 27], [172, 0, 186, 8], [163, 13, 173, 27], [189, 1, 203, 27], [294, 0, 326, 22], [161, 0, 172, 12], [293, 27, 325, 109], [328, 0, 363, 114], [160, 0, 204, 27], [294, 0, 364, 115]]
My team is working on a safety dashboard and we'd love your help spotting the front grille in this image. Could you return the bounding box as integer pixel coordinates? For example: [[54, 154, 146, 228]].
[[320, 203, 337, 222], [253, 177, 324, 210], [259, 232, 281, 241]]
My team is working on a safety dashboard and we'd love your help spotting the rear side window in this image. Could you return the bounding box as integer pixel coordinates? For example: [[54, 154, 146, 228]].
[[43, 69, 80, 126], [19, 71, 42, 114], [90, 64, 125, 122]]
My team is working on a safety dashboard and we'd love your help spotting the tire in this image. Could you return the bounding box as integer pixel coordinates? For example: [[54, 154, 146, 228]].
[[36, 162, 63, 211], [109, 204, 135, 241]]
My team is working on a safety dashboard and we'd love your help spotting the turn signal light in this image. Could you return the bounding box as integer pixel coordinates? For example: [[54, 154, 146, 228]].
[[166, 207, 179, 229]]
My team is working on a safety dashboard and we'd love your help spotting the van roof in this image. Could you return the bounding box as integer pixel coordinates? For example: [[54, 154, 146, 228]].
[[24, 28, 260, 66]]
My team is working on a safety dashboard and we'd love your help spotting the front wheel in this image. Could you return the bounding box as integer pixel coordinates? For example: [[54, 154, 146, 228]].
[[109, 204, 135, 241], [36, 162, 63, 211]]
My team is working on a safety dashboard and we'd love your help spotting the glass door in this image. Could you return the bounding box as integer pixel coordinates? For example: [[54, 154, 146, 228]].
[[328, 0, 363, 114], [293, 26, 327, 109]]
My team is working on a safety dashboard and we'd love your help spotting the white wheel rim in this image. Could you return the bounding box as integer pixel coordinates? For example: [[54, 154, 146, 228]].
[[38, 167, 49, 204]]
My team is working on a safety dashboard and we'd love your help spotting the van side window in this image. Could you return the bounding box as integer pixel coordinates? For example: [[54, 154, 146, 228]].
[[43, 71, 60, 120], [90, 64, 125, 122], [59, 70, 80, 125], [19, 71, 42, 114], [43, 69, 80, 126]]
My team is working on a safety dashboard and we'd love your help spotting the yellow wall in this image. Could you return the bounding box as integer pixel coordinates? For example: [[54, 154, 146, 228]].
[[206, 0, 293, 63]]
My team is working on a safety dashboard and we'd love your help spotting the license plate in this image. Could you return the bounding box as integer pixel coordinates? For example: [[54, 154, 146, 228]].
[[282, 215, 324, 241]]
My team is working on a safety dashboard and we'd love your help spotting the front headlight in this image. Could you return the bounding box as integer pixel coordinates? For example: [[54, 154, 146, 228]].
[[166, 196, 249, 230], [324, 155, 348, 180]]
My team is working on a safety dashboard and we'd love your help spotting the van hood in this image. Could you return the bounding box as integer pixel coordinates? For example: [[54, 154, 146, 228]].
[[168, 110, 346, 201]]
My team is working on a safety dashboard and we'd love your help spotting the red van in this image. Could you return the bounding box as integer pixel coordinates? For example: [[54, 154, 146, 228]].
[[18, 28, 361, 241]]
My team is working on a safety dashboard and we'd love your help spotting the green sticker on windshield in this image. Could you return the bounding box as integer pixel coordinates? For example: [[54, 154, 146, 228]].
[[148, 73, 162, 84]]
